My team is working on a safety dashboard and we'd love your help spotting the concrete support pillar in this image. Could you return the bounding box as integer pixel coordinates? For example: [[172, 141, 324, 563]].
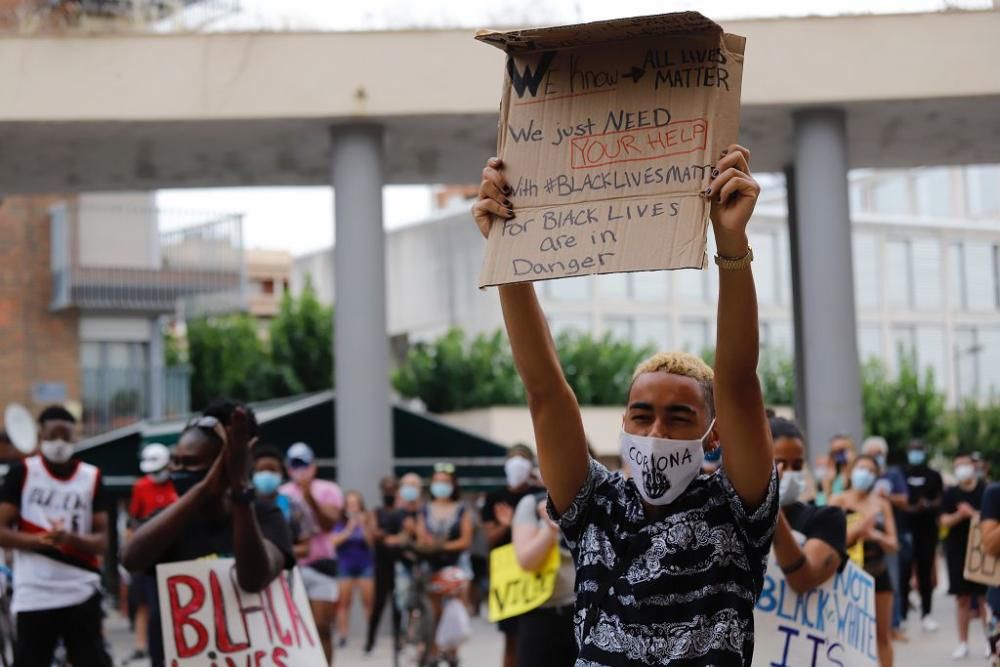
[[330, 124, 392, 506], [790, 109, 864, 455], [148, 315, 165, 421]]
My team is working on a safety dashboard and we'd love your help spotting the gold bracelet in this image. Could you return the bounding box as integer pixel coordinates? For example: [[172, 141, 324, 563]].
[[714, 245, 753, 270]]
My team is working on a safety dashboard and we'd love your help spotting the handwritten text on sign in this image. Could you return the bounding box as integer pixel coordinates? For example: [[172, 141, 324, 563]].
[[753, 556, 878, 667], [488, 544, 561, 622], [477, 17, 744, 287], [157, 559, 326, 667]]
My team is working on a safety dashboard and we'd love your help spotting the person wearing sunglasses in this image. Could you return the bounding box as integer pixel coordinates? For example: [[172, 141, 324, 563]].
[[121, 400, 295, 667]]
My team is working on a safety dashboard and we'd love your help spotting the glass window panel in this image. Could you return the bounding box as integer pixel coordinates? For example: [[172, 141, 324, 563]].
[[966, 166, 1000, 218], [890, 326, 916, 375], [765, 320, 794, 355], [915, 326, 946, 391], [914, 168, 952, 218], [750, 232, 778, 305], [596, 273, 628, 299], [885, 240, 911, 307], [871, 176, 910, 215], [634, 316, 670, 350], [632, 272, 668, 302], [965, 243, 995, 311], [978, 328, 1000, 402], [675, 268, 707, 303], [850, 182, 865, 215], [949, 243, 965, 309], [911, 239, 942, 310], [105, 343, 131, 368], [547, 314, 591, 337], [954, 328, 979, 401], [680, 319, 710, 355], [546, 276, 592, 301], [852, 233, 880, 308], [857, 324, 882, 363], [80, 342, 101, 368], [603, 316, 634, 343]]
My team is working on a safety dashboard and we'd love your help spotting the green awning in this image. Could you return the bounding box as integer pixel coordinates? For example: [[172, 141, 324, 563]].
[[76, 391, 509, 493]]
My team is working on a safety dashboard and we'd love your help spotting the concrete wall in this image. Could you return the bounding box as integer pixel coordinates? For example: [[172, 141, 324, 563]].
[[76, 191, 158, 268], [0, 196, 80, 415]]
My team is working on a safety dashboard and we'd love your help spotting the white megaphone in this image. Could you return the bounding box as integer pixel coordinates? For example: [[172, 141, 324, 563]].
[[4, 403, 37, 455]]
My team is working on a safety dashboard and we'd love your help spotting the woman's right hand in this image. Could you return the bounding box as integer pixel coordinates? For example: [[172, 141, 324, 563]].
[[472, 157, 515, 239]]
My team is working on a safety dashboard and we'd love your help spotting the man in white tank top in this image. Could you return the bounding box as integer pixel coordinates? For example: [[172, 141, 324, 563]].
[[0, 405, 112, 667]]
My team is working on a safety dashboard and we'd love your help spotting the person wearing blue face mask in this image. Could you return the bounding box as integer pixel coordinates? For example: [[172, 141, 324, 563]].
[[901, 439, 944, 633], [252, 443, 313, 548], [831, 455, 899, 667]]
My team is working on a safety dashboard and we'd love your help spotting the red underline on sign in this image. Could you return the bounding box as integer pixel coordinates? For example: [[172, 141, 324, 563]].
[[513, 89, 618, 107]]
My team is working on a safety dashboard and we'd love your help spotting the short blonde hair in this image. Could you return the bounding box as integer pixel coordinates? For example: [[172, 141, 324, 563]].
[[630, 351, 715, 415]]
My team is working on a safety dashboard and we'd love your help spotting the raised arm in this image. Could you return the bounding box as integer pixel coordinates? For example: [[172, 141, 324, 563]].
[[710, 145, 772, 509], [474, 158, 589, 515], [772, 512, 843, 595]]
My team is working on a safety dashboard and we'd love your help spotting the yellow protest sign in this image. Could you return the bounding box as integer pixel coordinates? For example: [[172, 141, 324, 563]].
[[488, 544, 561, 622], [845, 513, 865, 567]]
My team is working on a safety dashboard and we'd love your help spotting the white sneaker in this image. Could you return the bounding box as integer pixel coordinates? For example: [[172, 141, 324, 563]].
[[922, 616, 940, 632], [951, 643, 968, 659], [986, 646, 993, 659]]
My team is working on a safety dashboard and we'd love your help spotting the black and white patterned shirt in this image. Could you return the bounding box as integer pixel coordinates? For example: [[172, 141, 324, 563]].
[[550, 458, 778, 666]]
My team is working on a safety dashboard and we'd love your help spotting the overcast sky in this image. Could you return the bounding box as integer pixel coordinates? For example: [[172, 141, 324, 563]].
[[157, 0, 993, 255]]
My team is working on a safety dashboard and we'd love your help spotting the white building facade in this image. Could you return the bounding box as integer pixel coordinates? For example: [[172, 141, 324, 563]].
[[293, 165, 1000, 408]]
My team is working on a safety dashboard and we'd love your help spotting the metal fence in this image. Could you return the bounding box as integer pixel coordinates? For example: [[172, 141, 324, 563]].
[[0, 0, 240, 34], [81, 365, 190, 436], [50, 203, 246, 316]]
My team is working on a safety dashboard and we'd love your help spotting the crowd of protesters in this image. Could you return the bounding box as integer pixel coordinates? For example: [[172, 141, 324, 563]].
[[0, 146, 999, 667]]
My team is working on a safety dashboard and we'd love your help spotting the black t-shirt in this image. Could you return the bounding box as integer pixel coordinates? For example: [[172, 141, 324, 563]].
[[904, 464, 944, 529], [374, 506, 406, 561], [150, 499, 295, 570], [785, 502, 849, 572], [0, 459, 108, 513], [481, 484, 543, 547], [943, 481, 986, 553]]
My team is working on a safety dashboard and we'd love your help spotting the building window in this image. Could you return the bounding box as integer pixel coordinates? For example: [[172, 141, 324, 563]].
[[680, 319, 711, 355], [760, 320, 793, 355], [260, 279, 275, 295], [547, 314, 591, 337], [871, 175, 911, 215], [910, 238, 942, 310], [961, 243, 998, 311], [853, 233, 880, 308], [750, 231, 779, 305], [965, 166, 1000, 218], [954, 327, 1000, 403], [634, 316, 670, 350], [885, 239, 911, 307], [914, 168, 952, 218], [545, 276, 592, 301], [857, 324, 882, 363], [596, 273, 629, 299], [890, 325, 945, 390], [632, 272, 668, 302], [675, 268, 707, 304], [603, 316, 634, 343]]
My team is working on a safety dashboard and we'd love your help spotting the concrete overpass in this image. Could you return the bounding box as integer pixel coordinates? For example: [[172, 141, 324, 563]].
[[3, 9, 999, 488]]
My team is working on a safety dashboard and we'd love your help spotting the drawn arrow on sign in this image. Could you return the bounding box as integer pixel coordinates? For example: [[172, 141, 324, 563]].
[[622, 66, 646, 83]]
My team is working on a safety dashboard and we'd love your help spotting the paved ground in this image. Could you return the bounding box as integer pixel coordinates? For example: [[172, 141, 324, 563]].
[[104, 575, 988, 666]]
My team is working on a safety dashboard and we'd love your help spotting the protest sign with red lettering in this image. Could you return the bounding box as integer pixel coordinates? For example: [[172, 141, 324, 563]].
[[157, 559, 326, 667], [476, 12, 745, 287]]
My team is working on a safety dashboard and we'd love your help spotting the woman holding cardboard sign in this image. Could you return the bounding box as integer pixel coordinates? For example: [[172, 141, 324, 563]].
[[831, 455, 899, 667]]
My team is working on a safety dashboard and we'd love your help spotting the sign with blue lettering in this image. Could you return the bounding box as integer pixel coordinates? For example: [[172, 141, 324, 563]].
[[753, 556, 877, 667]]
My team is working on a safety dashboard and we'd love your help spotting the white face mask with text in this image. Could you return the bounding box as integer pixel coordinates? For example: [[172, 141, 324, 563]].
[[620, 420, 715, 506]]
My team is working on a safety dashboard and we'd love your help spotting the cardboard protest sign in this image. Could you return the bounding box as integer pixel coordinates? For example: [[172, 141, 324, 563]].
[[488, 543, 561, 622], [476, 12, 745, 287], [157, 559, 326, 666], [754, 556, 878, 667], [965, 518, 1000, 586]]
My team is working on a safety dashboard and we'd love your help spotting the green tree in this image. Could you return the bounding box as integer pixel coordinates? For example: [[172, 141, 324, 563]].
[[392, 328, 524, 413], [948, 401, 1000, 471], [758, 347, 796, 407], [269, 279, 335, 396], [185, 314, 274, 408], [861, 352, 947, 460], [556, 331, 652, 406]]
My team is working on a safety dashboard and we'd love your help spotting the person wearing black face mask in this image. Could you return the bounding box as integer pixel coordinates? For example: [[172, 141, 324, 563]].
[[365, 475, 407, 654], [121, 400, 294, 667], [0, 405, 112, 667]]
